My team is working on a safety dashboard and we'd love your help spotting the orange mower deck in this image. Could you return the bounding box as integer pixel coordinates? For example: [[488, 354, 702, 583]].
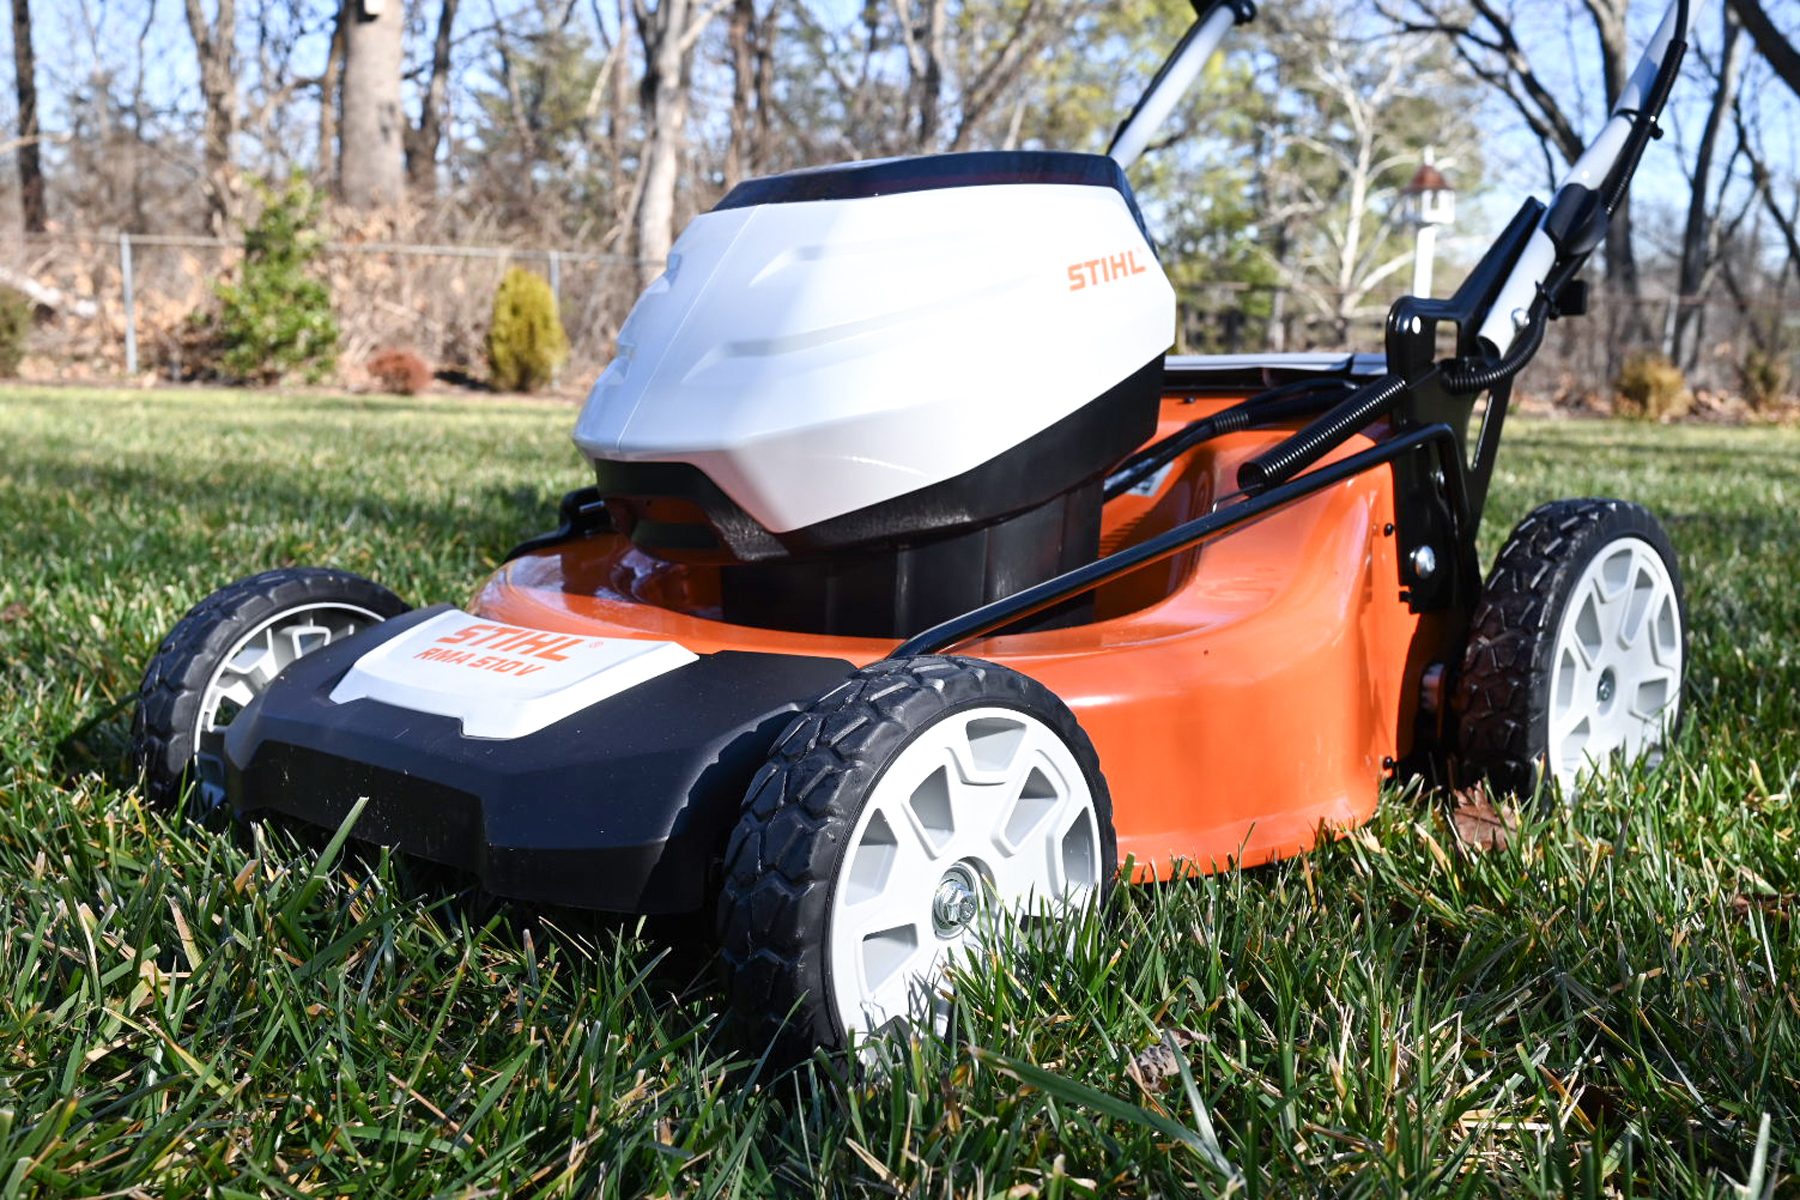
[[473, 393, 1446, 880]]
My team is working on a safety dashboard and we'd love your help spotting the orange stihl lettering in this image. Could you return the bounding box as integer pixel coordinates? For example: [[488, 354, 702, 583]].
[[534, 637, 582, 662], [504, 631, 565, 657], [1065, 249, 1148, 291]]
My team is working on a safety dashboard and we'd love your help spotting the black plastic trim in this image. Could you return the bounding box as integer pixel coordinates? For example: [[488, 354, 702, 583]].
[[503, 486, 612, 563], [714, 150, 1153, 244], [223, 606, 856, 914], [596, 355, 1165, 564], [895, 423, 1472, 657]]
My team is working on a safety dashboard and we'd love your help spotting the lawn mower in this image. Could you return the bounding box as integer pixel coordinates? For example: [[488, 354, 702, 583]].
[[134, 0, 1695, 1061]]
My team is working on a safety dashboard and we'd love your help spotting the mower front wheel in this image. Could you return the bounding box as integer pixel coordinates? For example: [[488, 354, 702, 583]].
[[716, 655, 1116, 1064], [1455, 499, 1686, 798], [133, 568, 410, 809]]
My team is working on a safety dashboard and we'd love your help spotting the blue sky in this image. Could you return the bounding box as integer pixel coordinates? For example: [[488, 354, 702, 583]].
[[10, 0, 1793, 261]]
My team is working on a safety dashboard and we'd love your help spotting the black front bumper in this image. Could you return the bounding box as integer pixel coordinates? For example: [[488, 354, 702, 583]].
[[223, 607, 855, 913]]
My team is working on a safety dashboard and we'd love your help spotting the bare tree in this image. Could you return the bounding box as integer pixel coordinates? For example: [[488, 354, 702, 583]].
[[1727, 0, 1800, 99], [943, 0, 1050, 150], [405, 0, 460, 192], [632, 0, 728, 287], [340, 0, 406, 206], [1669, 4, 1745, 370], [1735, 100, 1800, 271], [892, 0, 947, 150], [1389, 0, 1645, 329], [1253, 9, 1475, 344], [184, 0, 240, 234], [10, 0, 44, 233], [723, 0, 776, 187], [318, 2, 347, 186]]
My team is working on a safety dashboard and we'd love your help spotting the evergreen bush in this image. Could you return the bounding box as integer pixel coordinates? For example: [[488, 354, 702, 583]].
[[486, 267, 568, 392], [215, 175, 339, 383]]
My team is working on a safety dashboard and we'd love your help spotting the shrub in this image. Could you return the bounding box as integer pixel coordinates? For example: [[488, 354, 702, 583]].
[[1741, 348, 1792, 412], [486, 267, 568, 392], [214, 175, 339, 383], [366, 347, 433, 395], [1613, 352, 1691, 421], [0, 288, 32, 377]]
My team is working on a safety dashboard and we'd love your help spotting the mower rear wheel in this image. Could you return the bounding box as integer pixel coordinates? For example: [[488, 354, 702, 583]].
[[1455, 499, 1686, 798], [133, 568, 409, 809], [716, 655, 1116, 1063]]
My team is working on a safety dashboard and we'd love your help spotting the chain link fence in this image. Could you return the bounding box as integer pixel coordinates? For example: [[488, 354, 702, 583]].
[[0, 231, 655, 392], [1176, 281, 1800, 406], [0, 231, 1792, 409]]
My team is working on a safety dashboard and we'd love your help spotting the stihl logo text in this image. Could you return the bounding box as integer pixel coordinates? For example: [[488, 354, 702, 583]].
[[432, 622, 588, 661], [409, 622, 595, 676], [1067, 250, 1148, 291]]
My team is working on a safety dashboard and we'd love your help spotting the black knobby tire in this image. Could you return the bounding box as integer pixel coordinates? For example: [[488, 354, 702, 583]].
[[715, 655, 1117, 1064], [1454, 498, 1686, 797], [132, 567, 409, 807]]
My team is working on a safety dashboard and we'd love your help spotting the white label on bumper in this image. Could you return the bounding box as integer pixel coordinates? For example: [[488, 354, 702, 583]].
[[327, 609, 698, 740]]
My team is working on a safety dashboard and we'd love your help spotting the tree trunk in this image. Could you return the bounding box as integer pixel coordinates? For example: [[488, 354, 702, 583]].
[[183, 0, 239, 235], [724, 0, 757, 188], [892, 0, 947, 152], [1580, 0, 1645, 339], [405, 0, 459, 193], [1728, 0, 1800, 99], [10, 0, 44, 234], [317, 2, 347, 187], [340, 0, 406, 208], [632, 0, 720, 290], [1671, 6, 1744, 371]]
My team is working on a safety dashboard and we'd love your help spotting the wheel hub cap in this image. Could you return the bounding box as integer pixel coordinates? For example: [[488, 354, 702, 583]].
[[827, 705, 1104, 1044], [193, 603, 380, 808], [932, 865, 980, 938], [1547, 535, 1683, 790]]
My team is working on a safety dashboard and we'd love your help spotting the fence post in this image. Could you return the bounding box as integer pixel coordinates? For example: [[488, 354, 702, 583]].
[[119, 232, 138, 378], [548, 250, 563, 387]]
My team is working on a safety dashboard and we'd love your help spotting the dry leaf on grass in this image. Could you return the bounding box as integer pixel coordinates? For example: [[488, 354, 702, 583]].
[[1127, 1029, 1199, 1091], [0, 602, 26, 623], [1731, 893, 1794, 920], [1448, 785, 1517, 852]]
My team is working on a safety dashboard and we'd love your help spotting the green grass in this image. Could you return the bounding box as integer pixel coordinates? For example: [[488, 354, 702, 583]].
[[2, 384, 1797, 1197]]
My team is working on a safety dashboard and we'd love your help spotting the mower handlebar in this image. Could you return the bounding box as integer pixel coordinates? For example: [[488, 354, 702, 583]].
[[1107, 0, 1255, 169], [1470, 0, 1699, 359]]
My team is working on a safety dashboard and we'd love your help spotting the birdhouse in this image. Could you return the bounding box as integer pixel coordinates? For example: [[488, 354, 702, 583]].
[[1404, 158, 1455, 228]]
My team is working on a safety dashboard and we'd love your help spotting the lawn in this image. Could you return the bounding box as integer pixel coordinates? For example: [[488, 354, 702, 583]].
[[1, 384, 1796, 1197]]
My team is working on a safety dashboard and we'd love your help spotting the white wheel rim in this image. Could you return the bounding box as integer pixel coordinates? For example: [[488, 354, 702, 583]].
[[193, 603, 382, 807], [1547, 536, 1683, 791], [827, 705, 1104, 1043]]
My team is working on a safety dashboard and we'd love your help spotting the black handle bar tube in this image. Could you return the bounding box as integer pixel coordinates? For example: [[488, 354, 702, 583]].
[[895, 423, 1461, 658]]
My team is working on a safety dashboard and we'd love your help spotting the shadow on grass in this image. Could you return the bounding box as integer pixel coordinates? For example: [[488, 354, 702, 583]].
[[244, 807, 727, 1003], [16, 456, 563, 563]]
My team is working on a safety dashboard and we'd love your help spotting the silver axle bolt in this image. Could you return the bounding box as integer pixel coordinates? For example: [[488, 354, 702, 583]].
[[932, 867, 980, 937]]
